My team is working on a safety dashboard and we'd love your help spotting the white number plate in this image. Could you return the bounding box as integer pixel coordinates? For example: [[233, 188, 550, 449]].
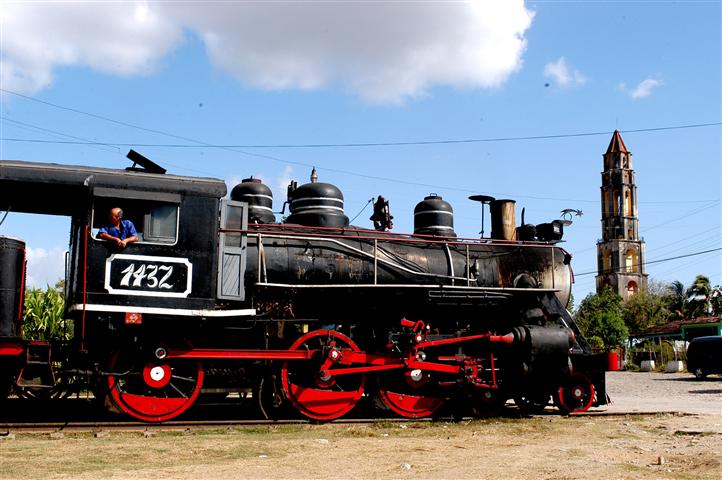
[[104, 254, 192, 297]]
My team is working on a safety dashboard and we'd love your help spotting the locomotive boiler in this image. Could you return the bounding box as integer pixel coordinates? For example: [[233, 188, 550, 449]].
[[0, 157, 607, 422]]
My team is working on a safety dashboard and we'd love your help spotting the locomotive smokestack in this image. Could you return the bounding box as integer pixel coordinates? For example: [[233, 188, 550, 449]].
[[490, 199, 517, 240]]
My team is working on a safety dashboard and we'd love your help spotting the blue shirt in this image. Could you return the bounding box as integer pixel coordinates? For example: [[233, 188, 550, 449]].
[[99, 219, 137, 240]]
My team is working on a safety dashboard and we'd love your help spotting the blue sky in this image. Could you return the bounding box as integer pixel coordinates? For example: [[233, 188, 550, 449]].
[[1, 1, 720, 303]]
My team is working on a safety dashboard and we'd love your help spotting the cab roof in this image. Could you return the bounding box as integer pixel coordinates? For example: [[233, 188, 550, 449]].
[[0, 160, 227, 216]]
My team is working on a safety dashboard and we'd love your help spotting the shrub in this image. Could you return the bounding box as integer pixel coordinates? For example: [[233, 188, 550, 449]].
[[22, 286, 72, 341]]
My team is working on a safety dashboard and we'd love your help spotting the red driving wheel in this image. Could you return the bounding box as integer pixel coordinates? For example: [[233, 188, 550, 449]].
[[107, 350, 204, 423], [281, 329, 365, 421]]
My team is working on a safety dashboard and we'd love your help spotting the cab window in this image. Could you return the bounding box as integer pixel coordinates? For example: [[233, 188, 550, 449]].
[[92, 200, 179, 245]]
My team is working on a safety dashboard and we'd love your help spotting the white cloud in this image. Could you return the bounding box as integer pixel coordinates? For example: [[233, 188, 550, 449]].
[[1, 1, 534, 103], [25, 246, 66, 289], [543, 56, 587, 88], [0, 1, 182, 94], [629, 78, 663, 99], [275, 166, 295, 206]]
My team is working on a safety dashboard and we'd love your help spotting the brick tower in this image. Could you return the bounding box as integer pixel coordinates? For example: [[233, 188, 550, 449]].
[[596, 130, 648, 300]]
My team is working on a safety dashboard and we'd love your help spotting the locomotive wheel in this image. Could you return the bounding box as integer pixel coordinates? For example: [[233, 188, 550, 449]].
[[378, 370, 445, 419], [107, 351, 204, 422], [255, 370, 294, 420], [513, 392, 552, 414], [555, 374, 595, 414], [281, 329, 365, 421], [470, 389, 507, 418], [14, 386, 53, 401], [0, 374, 13, 401]]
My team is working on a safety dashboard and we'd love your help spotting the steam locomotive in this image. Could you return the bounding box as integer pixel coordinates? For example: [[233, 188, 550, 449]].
[[0, 155, 607, 422]]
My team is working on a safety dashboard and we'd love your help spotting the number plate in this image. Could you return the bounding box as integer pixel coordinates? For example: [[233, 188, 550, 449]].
[[104, 254, 192, 297]]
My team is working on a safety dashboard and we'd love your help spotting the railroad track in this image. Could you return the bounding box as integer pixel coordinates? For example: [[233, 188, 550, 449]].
[[0, 416, 441, 433], [0, 410, 695, 434]]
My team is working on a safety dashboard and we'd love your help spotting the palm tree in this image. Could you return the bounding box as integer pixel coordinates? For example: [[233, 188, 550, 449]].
[[686, 275, 712, 318], [710, 285, 722, 317], [667, 280, 686, 319]]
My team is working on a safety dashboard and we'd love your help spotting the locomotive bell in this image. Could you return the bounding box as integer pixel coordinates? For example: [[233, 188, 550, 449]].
[[231, 177, 275, 224], [413, 194, 456, 237]]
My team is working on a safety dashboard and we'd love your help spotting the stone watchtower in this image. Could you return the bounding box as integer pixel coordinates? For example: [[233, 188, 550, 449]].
[[595, 130, 648, 300]]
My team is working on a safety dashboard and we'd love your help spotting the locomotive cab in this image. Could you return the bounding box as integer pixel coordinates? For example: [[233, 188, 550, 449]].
[[0, 161, 238, 387]]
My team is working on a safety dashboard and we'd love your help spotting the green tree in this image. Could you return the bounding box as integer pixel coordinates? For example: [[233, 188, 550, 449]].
[[686, 275, 711, 318], [711, 285, 722, 317], [623, 286, 672, 333], [665, 280, 687, 320], [575, 286, 629, 347]]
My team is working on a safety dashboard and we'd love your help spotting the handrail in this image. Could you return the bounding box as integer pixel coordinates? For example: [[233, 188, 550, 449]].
[[245, 230, 469, 282], [231, 225, 567, 289], [226, 223, 559, 248]]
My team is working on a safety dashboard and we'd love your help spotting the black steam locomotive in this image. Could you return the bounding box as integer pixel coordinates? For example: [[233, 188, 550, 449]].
[[0, 156, 607, 422]]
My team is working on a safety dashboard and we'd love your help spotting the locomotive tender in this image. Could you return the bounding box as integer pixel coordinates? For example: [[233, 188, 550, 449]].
[[0, 157, 607, 422]]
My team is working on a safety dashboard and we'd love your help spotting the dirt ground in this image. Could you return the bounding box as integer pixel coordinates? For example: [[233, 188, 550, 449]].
[[1, 372, 720, 480]]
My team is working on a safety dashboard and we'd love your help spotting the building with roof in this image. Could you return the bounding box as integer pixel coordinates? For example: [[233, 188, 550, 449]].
[[596, 130, 648, 300], [630, 316, 722, 342]]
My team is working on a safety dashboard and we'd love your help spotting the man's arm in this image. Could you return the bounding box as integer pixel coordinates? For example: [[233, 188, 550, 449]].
[[120, 221, 139, 247], [98, 230, 124, 248]]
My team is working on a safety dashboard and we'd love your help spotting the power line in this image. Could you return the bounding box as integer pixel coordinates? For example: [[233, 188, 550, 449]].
[[3, 122, 721, 149], [570, 202, 722, 255], [1, 88, 719, 148], [574, 247, 722, 277], [2, 87, 720, 205], [0, 116, 120, 154]]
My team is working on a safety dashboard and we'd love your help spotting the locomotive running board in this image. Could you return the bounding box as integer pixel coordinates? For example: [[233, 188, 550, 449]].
[[256, 282, 559, 292], [427, 289, 512, 305], [69, 304, 257, 317]]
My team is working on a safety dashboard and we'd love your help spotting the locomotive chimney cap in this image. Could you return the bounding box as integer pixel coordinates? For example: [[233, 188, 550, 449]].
[[468, 194, 495, 203]]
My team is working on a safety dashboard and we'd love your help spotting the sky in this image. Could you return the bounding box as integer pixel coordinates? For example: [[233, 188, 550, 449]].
[[0, 0, 720, 304]]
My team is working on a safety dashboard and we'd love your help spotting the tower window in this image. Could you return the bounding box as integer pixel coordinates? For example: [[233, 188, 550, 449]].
[[624, 191, 632, 216], [625, 249, 638, 273], [603, 251, 612, 273], [614, 190, 621, 215], [627, 281, 638, 296]]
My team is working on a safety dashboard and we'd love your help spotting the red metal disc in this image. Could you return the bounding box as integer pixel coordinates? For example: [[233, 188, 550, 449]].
[[556, 374, 595, 414], [281, 329, 365, 421], [142, 364, 172, 389], [378, 389, 445, 419], [107, 352, 204, 423]]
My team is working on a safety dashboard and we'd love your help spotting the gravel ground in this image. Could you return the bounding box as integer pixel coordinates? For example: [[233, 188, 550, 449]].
[[2, 370, 721, 480], [597, 371, 722, 416]]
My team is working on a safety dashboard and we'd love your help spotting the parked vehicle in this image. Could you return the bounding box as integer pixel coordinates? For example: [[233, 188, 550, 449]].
[[686, 336, 722, 378]]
